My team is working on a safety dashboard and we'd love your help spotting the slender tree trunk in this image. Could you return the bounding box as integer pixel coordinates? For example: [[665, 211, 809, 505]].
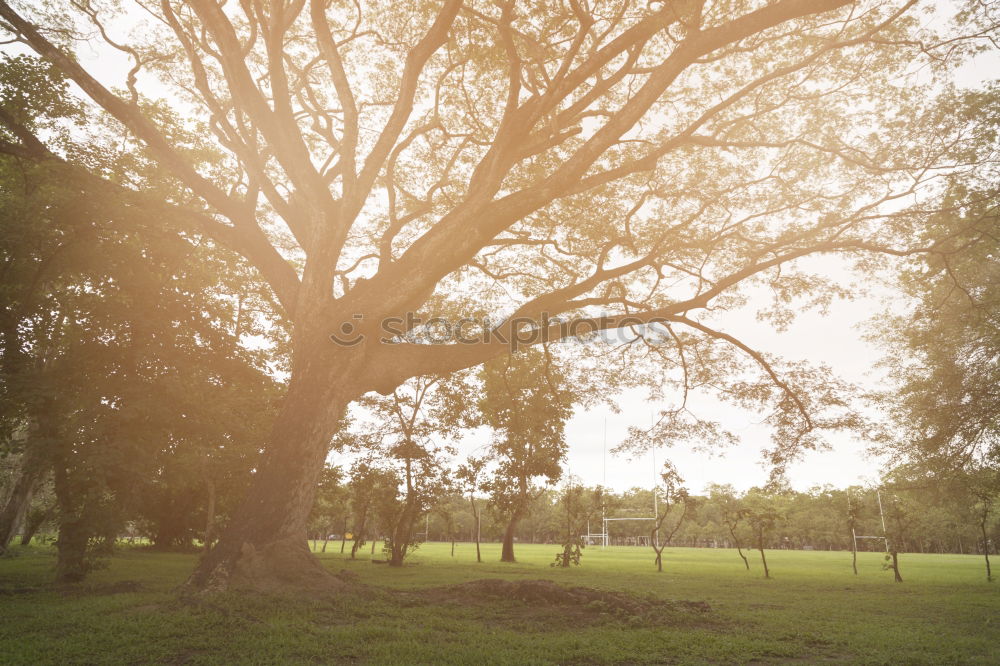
[[0, 442, 47, 552], [981, 521, 992, 582], [0, 473, 35, 550], [890, 550, 902, 582], [203, 474, 216, 553], [729, 523, 749, 571], [19, 506, 51, 546], [471, 498, 481, 563], [757, 533, 770, 579], [351, 504, 369, 560], [186, 353, 353, 591], [850, 527, 858, 575]]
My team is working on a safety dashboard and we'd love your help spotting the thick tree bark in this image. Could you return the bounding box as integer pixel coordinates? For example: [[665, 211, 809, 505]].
[[501, 510, 523, 563], [185, 349, 354, 592], [55, 516, 89, 583], [501, 487, 529, 563]]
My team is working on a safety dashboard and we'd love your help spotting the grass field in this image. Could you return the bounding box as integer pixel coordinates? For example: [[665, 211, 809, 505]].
[[1, 541, 997, 664]]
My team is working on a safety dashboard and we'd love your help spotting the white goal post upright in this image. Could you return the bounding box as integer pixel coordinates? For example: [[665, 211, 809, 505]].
[[851, 487, 891, 555], [588, 415, 662, 547]]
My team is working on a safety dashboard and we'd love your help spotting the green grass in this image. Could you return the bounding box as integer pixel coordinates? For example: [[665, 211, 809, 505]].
[[1, 541, 997, 664]]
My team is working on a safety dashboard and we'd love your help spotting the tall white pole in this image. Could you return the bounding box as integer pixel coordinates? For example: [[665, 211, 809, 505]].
[[876, 489, 889, 552], [651, 413, 659, 549], [602, 418, 608, 548]]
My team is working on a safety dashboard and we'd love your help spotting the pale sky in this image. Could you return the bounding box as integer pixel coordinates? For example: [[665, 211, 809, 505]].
[[7, 1, 997, 496], [441, 254, 901, 495]]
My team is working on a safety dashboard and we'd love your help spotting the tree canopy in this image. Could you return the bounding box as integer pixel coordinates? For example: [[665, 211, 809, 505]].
[[1, 0, 997, 589]]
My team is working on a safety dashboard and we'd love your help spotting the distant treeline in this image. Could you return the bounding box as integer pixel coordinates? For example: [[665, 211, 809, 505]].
[[413, 483, 996, 556]]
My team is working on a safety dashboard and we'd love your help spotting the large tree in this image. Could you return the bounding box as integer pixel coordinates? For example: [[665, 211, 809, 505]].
[[0, 0, 993, 590]]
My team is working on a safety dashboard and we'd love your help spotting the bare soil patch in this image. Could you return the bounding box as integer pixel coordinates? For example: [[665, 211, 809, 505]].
[[415, 578, 713, 631]]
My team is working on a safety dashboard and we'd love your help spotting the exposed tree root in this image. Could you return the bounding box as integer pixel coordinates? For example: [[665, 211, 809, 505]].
[[182, 537, 350, 595]]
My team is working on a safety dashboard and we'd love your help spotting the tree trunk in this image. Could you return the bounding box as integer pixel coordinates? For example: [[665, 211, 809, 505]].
[[501, 496, 528, 563], [55, 515, 89, 583], [19, 506, 51, 546], [981, 521, 992, 582], [0, 474, 34, 551], [890, 550, 902, 582], [471, 498, 481, 563], [351, 506, 369, 560], [0, 444, 46, 553], [758, 534, 770, 579], [729, 524, 749, 571], [202, 471, 216, 553], [185, 358, 352, 592], [501, 516, 519, 562], [389, 458, 420, 567]]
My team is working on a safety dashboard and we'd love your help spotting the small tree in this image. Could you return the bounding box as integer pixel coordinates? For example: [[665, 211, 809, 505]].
[[744, 488, 785, 579], [707, 483, 750, 571], [879, 488, 912, 583], [455, 455, 489, 563], [552, 482, 604, 568], [383, 438, 453, 566], [966, 468, 998, 582], [346, 462, 396, 560], [307, 465, 347, 553], [650, 462, 691, 573], [480, 350, 574, 563]]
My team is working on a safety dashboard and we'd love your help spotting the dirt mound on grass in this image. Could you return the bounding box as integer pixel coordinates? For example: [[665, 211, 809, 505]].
[[420, 579, 711, 630]]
